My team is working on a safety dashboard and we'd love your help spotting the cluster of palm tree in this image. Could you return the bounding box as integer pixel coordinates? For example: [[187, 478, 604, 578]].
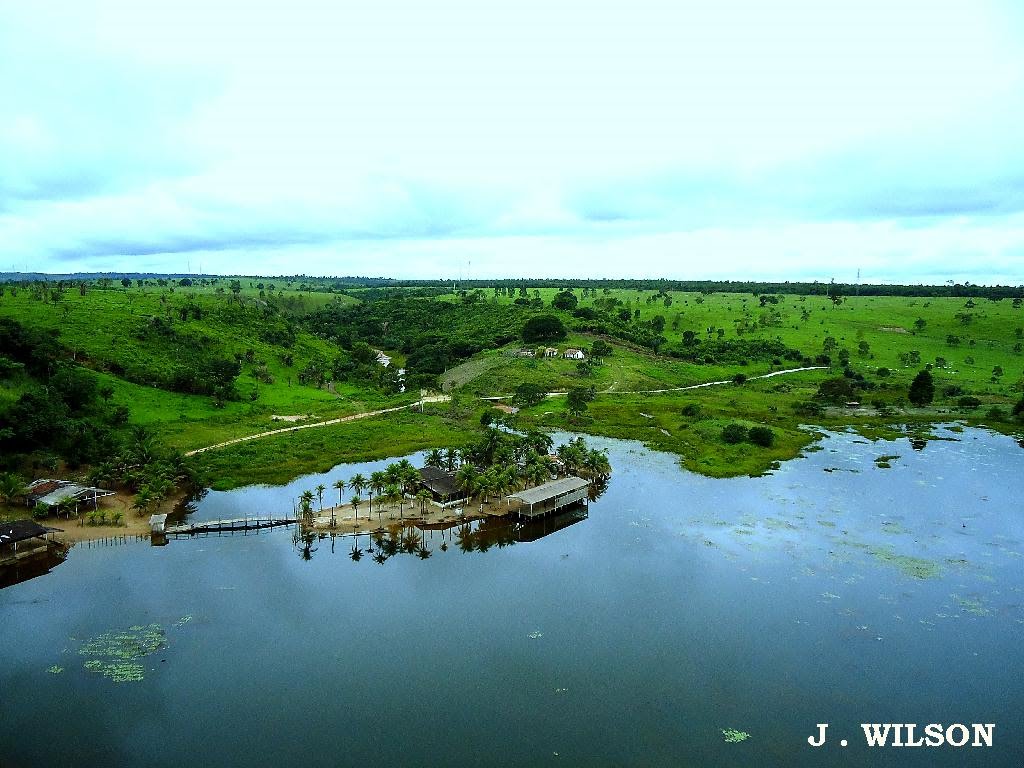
[[86, 427, 192, 517], [295, 432, 611, 527], [428, 430, 610, 509], [299, 459, 433, 526], [0, 471, 25, 506], [555, 437, 612, 478]]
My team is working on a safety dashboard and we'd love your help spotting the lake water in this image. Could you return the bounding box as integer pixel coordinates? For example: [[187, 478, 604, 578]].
[[1, 426, 1022, 767]]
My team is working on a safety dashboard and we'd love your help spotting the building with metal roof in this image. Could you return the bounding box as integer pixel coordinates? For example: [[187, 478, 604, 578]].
[[25, 479, 115, 514], [507, 476, 590, 518]]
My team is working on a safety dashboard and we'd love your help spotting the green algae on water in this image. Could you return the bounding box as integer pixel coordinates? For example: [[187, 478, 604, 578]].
[[78, 623, 166, 683], [868, 545, 940, 579], [46, 665, 64, 675], [721, 728, 750, 743], [952, 594, 991, 616]]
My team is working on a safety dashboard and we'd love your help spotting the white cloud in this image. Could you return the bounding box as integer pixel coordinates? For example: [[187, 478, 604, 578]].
[[1, 0, 1023, 281]]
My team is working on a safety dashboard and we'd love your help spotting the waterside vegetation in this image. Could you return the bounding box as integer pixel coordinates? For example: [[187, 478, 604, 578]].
[[0, 275, 1021, 505]]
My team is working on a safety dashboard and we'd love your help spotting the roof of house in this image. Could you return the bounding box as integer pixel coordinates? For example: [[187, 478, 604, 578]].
[[0, 519, 49, 546], [26, 479, 115, 507], [418, 467, 462, 498], [508, 476, 589, 506]]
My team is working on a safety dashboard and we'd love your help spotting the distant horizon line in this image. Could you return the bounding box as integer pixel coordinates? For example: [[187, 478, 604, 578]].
[[1, 271, 1021, 289]]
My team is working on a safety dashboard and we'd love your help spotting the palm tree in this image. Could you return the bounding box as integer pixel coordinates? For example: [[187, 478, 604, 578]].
[[0, 472, 24, 505], [332, 478, 346, 507], [444, 447, 459, 471], [299, 490, 315, 520], [415, 489, 432, 515], [583, 449, 611, 478], [397, 464, 420, 498], [455, 464, 478, 498], [475, 471, 495, 511], [315, 484, 326, 512], [384, 484, 402, 519], [525, 430, 554, 457], [131, 488, 152, 517], [425, 449, 444, 468], [369, 471, 387, 519], [349, 473, 367, 502], [350, 494, 362, 520]]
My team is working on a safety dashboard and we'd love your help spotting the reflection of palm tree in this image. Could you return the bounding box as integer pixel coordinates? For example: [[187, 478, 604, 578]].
[[349, 542, 363, 562], [455, 524, 475, 553], [401, 529, 421, 553], [417, 545, 432, 559], [297, 530, 317, 560]]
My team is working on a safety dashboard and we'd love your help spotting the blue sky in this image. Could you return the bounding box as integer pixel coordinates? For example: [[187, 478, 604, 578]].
[[2, 0, 1023, 282]]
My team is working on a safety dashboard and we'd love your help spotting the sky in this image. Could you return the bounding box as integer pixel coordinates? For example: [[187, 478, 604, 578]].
[[2, 0, 1023, 283]]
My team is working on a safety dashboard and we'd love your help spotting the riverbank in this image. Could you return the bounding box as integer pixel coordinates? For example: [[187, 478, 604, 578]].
[[1, 490, 186, 544], [307, 497, 515, 538]]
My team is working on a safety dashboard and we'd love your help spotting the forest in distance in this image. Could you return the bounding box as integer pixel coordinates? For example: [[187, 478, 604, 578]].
[[1, 273, 1022, 513]]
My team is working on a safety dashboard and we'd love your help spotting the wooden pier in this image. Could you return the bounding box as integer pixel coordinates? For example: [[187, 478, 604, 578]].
[[165, 517, 297, 536]]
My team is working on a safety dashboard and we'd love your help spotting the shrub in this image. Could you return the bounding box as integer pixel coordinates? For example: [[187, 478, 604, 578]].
[[747, 426, 775, 447], [957, 396, 981, 408], [875, 367, 890, 377], [680, 403, 702, 418], [908, 369, 935, 406], [721, 424, 748, 444], [522, 315, 567, 342]]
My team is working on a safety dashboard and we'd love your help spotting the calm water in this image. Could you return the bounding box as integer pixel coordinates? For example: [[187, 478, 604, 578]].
[[1, 426, 1022, 767]]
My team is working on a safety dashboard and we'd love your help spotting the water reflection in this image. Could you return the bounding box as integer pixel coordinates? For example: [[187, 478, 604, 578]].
[[292, 506, 590, 564], [0, 541, 69, 589]]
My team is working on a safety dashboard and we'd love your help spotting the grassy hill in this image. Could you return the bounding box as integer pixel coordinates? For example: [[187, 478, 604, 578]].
[[1, 277, 1021, 493]]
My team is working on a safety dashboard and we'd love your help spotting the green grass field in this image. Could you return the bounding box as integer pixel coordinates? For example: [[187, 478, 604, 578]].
[[3, 279, 1021, 489]]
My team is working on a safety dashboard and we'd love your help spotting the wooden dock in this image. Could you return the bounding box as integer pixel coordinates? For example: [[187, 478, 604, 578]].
[[165, 517, 297, 536]]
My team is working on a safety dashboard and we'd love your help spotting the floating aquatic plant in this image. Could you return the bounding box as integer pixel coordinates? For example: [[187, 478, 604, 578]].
[[47, 665, 64, 675], [78, 623, 166, 683], [952, 594, 991, 616], [173, 615, 193, 627], [527, 630, 543, 639], [721, 728, 750, 743]]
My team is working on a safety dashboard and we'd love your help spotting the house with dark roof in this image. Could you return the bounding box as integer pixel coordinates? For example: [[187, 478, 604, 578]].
[[0, 519, 52, 555], [417, 467, 468, 507]]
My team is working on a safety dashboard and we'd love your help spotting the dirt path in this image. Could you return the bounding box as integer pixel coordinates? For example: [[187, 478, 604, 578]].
[[532, 365, 828, 398], [184, 395, 451, 457], [185, 367, 825, 457]]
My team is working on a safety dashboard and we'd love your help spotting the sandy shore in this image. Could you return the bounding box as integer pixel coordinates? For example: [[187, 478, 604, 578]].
[[45, 490, 185, 544], [309, 498, 513, 537]]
